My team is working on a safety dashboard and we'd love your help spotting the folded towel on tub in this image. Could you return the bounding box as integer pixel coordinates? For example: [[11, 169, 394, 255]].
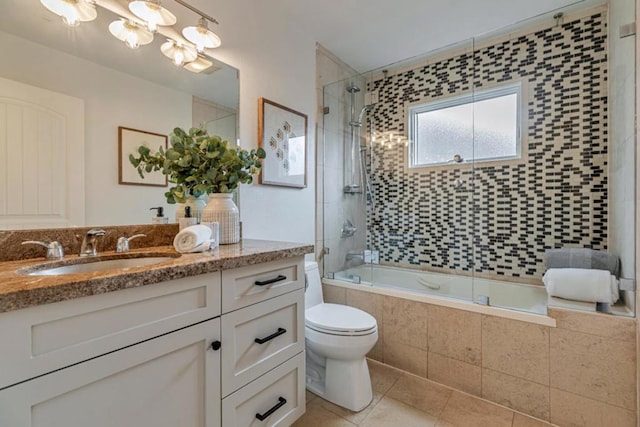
[[545, 248, 620, 277], [173, 225, 213, 253], [542, 268, 619, 304]]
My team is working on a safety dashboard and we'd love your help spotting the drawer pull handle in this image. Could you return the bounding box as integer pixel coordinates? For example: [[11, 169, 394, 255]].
[[254, 275, 287, 286], [255, 397, 287, 421], [254, 328, 287, 344], [210, 340, 221, 351]]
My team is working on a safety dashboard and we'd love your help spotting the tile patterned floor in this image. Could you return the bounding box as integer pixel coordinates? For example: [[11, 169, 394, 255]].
[[293, 359, 556, 427]]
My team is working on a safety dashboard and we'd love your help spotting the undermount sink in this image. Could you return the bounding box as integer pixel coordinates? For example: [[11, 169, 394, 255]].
[[23, 256, 177, 276]]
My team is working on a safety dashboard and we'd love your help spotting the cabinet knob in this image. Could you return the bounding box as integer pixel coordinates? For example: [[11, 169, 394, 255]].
[[210, 340, 221, 351]]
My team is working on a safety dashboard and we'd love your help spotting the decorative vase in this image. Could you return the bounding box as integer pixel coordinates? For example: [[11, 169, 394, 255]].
[[175, 194, 208, 224], [201, 193, 240, 244]]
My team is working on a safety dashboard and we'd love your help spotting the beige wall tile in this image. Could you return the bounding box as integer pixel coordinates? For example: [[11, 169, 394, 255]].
[[428, 305, 482, 366], [481, 315, 550, 385], [549, 308, 636, 342], [346, 289, 383, 324], [367, 359, 403, 394], [428, 352, 481, 396], [512, 413, 554, 427], [482, 368, 550, 420], [550, 388, 637, 427], [437, 391, 514, 427], [550, 328, 637, 410], [384, 340, 428, 377], [386, 373, 452, 417], [383, 296, 428, 350], [360, 396, 438, 427], [323, 284, 346, 304]]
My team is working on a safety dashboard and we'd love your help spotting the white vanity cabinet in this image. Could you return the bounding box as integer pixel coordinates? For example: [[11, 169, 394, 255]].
[[0, 255, 306, 427], [0, 318, 222, 427]]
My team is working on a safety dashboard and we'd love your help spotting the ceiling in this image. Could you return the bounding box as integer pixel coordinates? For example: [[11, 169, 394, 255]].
[[290, 0, 590, 72]]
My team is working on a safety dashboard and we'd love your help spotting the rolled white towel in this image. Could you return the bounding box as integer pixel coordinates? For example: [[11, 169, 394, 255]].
[[173, 224, 213, 253], [543, 268, 619, 304]]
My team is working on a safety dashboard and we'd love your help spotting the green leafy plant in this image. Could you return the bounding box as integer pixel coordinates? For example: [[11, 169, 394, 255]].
[[130, 126, 266, 204]]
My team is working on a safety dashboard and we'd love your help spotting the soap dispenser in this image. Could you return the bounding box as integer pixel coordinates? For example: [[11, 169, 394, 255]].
[[150, 207, 168, 224], [179, 206, 198, 230]]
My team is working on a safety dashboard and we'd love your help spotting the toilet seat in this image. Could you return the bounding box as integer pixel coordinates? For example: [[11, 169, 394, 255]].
[[305, 303, 377, 336]]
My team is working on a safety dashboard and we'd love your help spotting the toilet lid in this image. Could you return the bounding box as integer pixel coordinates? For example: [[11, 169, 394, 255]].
[[305, 303, 377, 335]]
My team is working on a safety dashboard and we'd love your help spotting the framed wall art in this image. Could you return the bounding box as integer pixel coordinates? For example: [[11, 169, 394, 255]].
[[258, 98, 308, 188], [118, 126, 168, 187]]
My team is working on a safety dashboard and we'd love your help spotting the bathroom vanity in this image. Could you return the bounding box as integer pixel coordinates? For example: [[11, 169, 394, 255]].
[[0, 239, 312, 427]]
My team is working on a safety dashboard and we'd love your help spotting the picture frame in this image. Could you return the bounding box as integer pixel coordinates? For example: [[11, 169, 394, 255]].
[[258, 98, 308, 188], [118, 126, 168, 187]]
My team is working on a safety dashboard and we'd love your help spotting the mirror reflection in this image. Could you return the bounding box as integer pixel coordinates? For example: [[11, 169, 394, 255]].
[[0, 0, 239, 230]]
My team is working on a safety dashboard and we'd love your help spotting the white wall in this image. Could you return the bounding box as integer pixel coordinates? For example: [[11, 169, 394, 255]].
[[0, 30, 192, 226], [193, 0, 318, 246]]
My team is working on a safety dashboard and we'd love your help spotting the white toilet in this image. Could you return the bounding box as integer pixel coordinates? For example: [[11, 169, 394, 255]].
[[304, 261, 378, 412]]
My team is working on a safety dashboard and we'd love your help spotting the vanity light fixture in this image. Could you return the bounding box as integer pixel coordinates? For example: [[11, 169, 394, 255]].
[[40, 0, 97, 27], [161, 39, 198, 66], [109, 19, 154, 49], [128, 0, 176, 32], [182, 17, 221, 52], [40, 0, 222, 72]]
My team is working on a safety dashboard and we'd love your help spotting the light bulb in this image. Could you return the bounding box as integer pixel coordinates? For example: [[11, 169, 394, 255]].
[[109, 19, 153, 49], [146, 19, 158, 32], [182, 18, 221, 53], [125, 32, 139, 49], [173, 50, 185, 66], [161, 39, 197, 67], [40, 0, 97, 27], [61, 7, 79, 27], [129, 1, 176, 31]]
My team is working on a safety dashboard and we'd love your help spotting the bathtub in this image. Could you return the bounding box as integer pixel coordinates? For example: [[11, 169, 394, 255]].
[[325, 264, 554, 326]]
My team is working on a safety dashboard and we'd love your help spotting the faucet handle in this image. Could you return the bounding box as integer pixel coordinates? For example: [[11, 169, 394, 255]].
[[116, 234, 146, 253], [22, 241, 64, 260]]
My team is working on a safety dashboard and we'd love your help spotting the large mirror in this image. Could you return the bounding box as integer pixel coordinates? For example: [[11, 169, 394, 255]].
[[0, 0, 239, 229]]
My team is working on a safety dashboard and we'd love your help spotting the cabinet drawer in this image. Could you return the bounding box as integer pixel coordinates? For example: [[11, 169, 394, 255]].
[[221, 289, 304, 396], [222, 352, 305, 427], [0, 272, 221, 389], [221, 257, 303, 312]]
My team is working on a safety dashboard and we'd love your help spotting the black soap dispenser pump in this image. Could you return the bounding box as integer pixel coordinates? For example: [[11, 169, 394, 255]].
[[179, 206, 198, 230], [150, 207, 168, 224]]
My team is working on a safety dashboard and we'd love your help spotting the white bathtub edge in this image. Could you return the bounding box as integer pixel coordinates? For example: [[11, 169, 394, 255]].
[[323, 278, 558, 328]]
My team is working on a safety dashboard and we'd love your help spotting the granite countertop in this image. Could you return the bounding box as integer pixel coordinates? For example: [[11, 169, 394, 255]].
[[0, 239, 314, 313]]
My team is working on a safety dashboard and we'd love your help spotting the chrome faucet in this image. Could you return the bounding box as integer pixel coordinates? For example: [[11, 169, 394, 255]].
[[116, 234, 146, 253], [80, 229, 106, 257], [345, 250, 364, 265], [21, 240, 64, 260]]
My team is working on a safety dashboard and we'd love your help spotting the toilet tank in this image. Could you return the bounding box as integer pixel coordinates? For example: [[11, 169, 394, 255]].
[[304, 261, 324, 309]]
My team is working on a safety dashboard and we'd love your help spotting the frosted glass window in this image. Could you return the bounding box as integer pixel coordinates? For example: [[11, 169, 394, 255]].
[[409, 83, 521, 167]]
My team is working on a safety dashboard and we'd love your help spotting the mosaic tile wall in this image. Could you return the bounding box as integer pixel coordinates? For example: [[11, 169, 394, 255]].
[[366, 11, 608, 279]]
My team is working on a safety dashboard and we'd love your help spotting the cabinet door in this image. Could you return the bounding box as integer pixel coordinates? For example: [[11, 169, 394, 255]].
[[0, 318, 221, 427]]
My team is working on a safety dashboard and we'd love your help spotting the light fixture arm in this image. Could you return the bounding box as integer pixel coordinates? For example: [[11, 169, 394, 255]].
[[172, 0, 218, 25]]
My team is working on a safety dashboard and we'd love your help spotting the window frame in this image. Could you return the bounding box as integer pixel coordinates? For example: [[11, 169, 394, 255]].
[[407, 82, 523, 169]]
